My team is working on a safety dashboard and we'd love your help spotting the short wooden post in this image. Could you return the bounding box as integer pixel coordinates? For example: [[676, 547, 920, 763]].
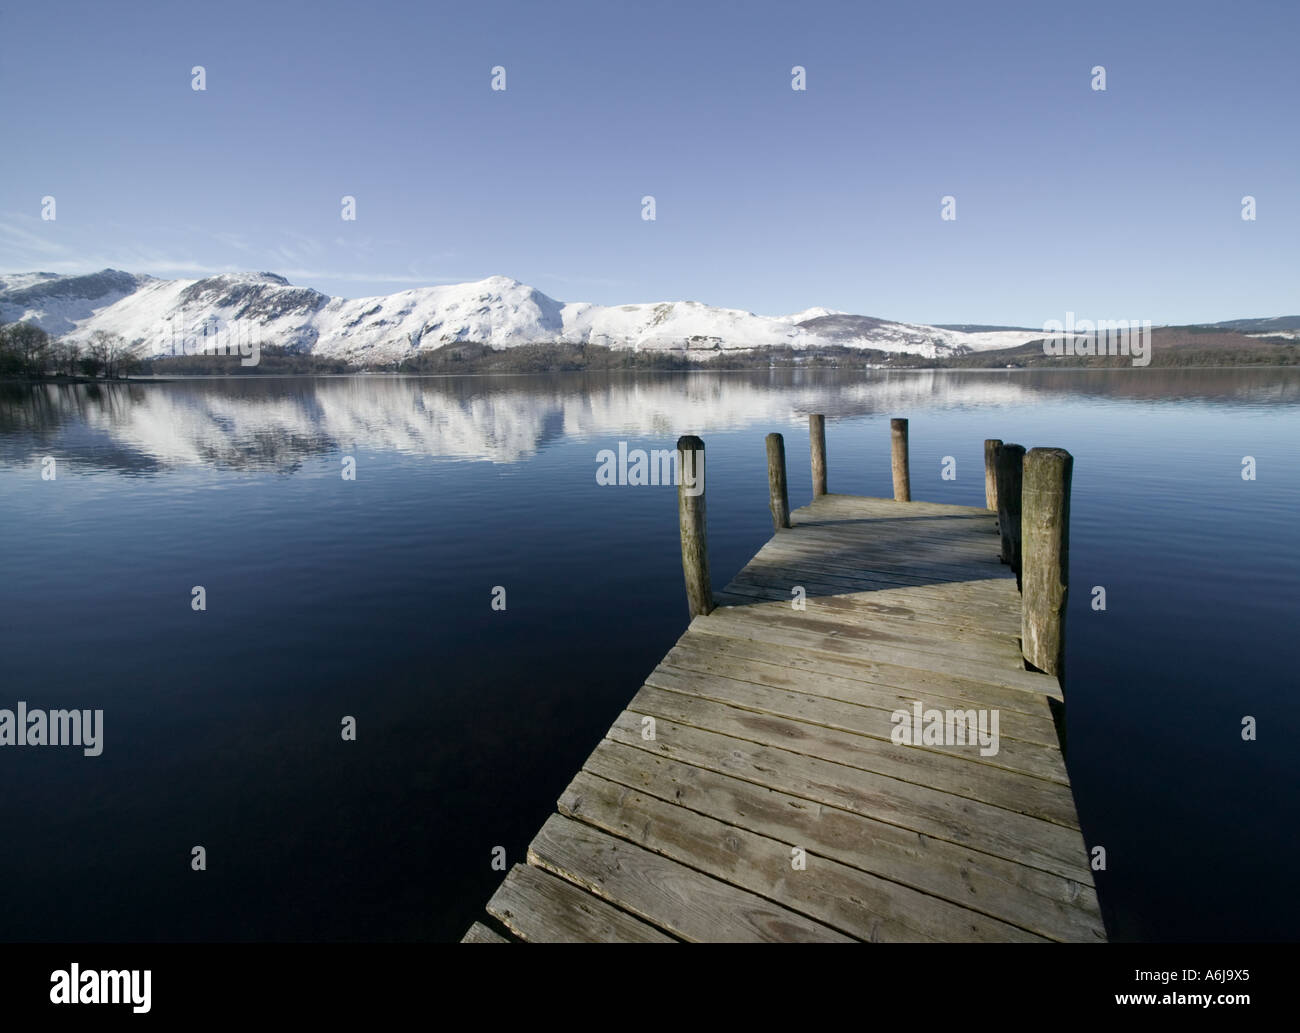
[[984, 439, 1002, 511], [890, 418, 910, 502], [809, 414, 827, 497], [676, 434, 713, 618], [765, 432, 791, 530], [1022, 447, 1073, 681], [995, 443, 1026, 578]]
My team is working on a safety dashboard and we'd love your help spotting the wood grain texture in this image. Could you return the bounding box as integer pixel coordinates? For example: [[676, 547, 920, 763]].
[[486, 863, 672, 943], [766, 432, 791, 530], [676, 435, 712, 618], [891, 418, 911, 502], [460, 921, 512, 943], [1022, 448, 1073, 680], [995, 443, 1027, 579], [809, 414, 828, 497], [985, 439, 1002, 511]]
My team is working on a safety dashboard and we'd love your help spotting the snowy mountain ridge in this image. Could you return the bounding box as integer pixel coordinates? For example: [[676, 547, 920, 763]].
[[0, 269, 1049, 362]]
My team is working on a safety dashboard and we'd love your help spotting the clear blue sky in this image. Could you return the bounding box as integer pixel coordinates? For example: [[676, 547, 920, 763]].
[[1, 0, 1296, 324]]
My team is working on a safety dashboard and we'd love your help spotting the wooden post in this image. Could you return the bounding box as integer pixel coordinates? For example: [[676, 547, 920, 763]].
[[1022, 447, 1073, 681], [890, 418, 910, 502], [995, 443, 1026, 578], [984, 439, 1002, 511], [676, 435, 713, 618], [809, 414, 827, 497], [765, 432, 791, 531]]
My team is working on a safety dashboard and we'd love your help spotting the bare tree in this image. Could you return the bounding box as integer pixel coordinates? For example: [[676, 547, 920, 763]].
[[53, 339, 82, 377], [79, 349, 103, 378], [0, 325, 16, 375], [88, 331, 131, 379], [7, 322, 51, 376]]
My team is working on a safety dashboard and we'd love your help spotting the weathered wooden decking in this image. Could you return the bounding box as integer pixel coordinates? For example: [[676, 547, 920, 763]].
[[464, 492, 1104, 942]]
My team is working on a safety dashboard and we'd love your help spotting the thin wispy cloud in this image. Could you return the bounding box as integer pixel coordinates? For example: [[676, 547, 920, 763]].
[[0, 213, 465, 292], [0, 218, 68, 258]]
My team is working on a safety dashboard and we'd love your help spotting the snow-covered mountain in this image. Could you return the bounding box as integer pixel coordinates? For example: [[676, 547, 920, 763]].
[[0, 269, 1048, 362], [0, 269, 144, 336]]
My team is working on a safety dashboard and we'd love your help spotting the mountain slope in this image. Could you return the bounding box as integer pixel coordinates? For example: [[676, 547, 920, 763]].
[[0, 269, 144, 335], [0, 268, 1150, 363]]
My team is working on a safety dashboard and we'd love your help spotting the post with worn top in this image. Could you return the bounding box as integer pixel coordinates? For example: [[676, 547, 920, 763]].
[[890, 418, 910, 502], [809, 414, 827, 497], [984, 439, 1002, 512], [676, 435, 713, 618], [995, 443, 1026, 581], [766, 432, 791, 531], [1022, 447, 1073, 681]]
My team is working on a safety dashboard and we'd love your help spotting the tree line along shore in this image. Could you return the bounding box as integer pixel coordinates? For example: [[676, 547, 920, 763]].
[[2, 321, 1295, 380]]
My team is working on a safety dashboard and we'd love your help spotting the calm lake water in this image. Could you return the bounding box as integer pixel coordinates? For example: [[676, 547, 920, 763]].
[[1, 368, 1297, 942]]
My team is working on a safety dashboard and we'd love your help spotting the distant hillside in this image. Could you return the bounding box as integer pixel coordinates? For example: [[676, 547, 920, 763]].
[[928, 326, 1300, 369], [1203, 315, 1300, 333], [3, 268, 1297, 373], [932, 323, 1040, 333], [0, 269, 1057, 365]]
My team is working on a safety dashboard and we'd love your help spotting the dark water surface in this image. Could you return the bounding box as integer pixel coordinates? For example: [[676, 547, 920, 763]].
[[1, 368, 1296, 942]]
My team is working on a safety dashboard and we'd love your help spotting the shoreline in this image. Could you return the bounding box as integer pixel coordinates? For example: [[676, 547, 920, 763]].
[[4, 362, 1300, 384]]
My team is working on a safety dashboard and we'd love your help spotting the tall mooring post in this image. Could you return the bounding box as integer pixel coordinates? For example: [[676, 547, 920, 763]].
[[890, 418, 911, 502], [995, 442, 1026, 581], [1021, 447, 1073, 682], [984, 439, 1002, 512], [809, 414, 827, 497], [676, 434, 713, 618], [766, 432, 791, 531]]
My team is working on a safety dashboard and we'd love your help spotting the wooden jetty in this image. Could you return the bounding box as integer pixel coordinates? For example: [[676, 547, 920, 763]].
[[462, 419, 1104, 943]]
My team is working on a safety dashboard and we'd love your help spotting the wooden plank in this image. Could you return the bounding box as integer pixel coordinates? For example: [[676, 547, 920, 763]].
[[752, 534, 1006, 583], [630, 680, 1076, 825], [728, 569, 1019, 626], [527, 813, 852, 942], [780, 505, 997, 526], [693, 608, 1059, 699], [607, 709, 1092, 882], [718, 580, 1020, 630], [754, 520, 1004, 548], [485, 863, 673, 943], [801, 494, 993, 518], [461, 921, 512, 943], [718, 578, 1008, 621], [764, 508, 1001, 538], [717, 586, 1018, 639], [559, 769, 1045, 941], [580, 740, 1103, 941], [792, 505, 998, 526], [717, 577, 1022, 634], [641, 665, 1072, 788], [660, 636, 1060, 738], [663, 630, 1056, 719], [742, 556, 1016, 598], [765, 505, 1001, 536], [764, 512, 1004, 543], [742, 548, 1018, 596], [778, 519, 1005, 553], [784, 498, 1001, 527], [705, 599, 1024, 667]]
